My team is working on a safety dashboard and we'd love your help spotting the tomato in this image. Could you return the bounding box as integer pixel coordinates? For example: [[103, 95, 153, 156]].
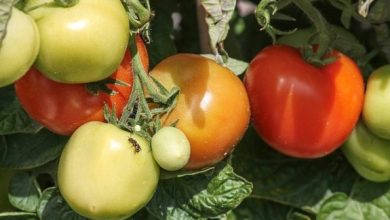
[[26, 0, 129, 83], [58, 121, 159, 219], [363, 65, 390, 139], [244, 45, 364, 158], [150, 54, 250, 170], [0, 7, 39, 87], [15, 36, 149, 136], [151, 126, 191, 171], [343, 121, 390, 182]]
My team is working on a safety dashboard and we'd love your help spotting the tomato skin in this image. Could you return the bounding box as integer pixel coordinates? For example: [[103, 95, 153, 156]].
[[151, 126, 191, 171], [245, 45, 364, 158], [342, 121, 390, 182], [363, 65, 390, 139], [58, 121, 159, 220], [26, 0, 129, 83], [150, 54, 250, 170], [0, 7, 39, 87], [15, 36, 148, 136]]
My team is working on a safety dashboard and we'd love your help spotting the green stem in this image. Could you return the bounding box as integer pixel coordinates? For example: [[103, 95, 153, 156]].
[[293, 0, 331, 62], [123, 0, 151, 30]]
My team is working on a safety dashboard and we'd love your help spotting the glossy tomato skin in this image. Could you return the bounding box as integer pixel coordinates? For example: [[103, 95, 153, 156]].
[[15, 36, 148, 136], [150, 54, 250, 170], [26, 0, 129, 83], [245, 45, 364, 158], [0, 7, 39, 87], [363, 65, 390, 139], [58, 121, 159, 220]]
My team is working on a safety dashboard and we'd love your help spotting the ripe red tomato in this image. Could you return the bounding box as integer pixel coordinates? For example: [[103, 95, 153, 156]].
[[15, 36, 148, 136], [150, 54, 250, 170], [245, 45, 364, 158]]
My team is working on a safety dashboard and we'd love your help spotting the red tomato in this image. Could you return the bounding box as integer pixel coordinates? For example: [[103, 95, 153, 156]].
[[244, 45, 364, 158], [15, 36, 148, 136], [150, 54, 250, 170]]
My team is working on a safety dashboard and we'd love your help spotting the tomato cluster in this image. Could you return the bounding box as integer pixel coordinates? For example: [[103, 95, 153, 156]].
[[2, 0, 384, 218]]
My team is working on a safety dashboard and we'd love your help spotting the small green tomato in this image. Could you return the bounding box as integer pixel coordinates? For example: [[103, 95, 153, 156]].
[[151, 127, 191, 171]]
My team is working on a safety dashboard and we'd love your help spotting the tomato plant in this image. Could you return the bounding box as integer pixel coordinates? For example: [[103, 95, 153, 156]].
[[25, 0, 129, 83], [0, 7, 39, 87], [0, 169, 14, 212], [58, 121, 159, 219], [363, 65, 390, 139], [14, 35, 148, 136], [149, 54, 250, 170], [151, 126, 191, 171], [245, 45, 364, 158], [343, 121, 390, 182]]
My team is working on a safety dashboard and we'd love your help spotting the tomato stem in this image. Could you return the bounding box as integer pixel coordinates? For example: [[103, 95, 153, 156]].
[[292, 0, 333, 65], [117, 35, 179, 139]]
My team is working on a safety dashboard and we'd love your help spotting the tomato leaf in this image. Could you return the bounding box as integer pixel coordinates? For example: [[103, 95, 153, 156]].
[[37, 187, 86, 220], [232, 198, 292, 220], [147, 163, 252, 219], [0, 0, 13, 47], [201, 0, 236, 63], [317, 180, 390, 219], [232, 127, 360, 214], [0, 129, 67, 169], [0, 87, 42, 135], [202, 54, 248, 75], [8, 172, 41, 212], [0, 212, 38, 219]]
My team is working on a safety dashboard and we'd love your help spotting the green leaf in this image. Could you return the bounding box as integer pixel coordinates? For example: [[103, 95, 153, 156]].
[[232, 198, 291, 220], [147, 163, 252, 219], [8, 172, 41, 212], [232, 127, 359, 214], [0, 87, 42, 135], [0, 129, 67, 169], [202, 54, 248, 75], [37, 187, 86, 220], [0, 0, 13, 46], [201, 0, 236, 61], [0, 212, 38, 220], [317, 180, 390, 220]]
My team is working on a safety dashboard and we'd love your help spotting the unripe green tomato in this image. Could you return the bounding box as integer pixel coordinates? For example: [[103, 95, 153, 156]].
[[26, 0, 129, 83], [342, 121, 390, 182], [363, 65, 390, 139], [151, 127, 191, 171], [58, 121, 159, 220], [0, 7, 39, 87]]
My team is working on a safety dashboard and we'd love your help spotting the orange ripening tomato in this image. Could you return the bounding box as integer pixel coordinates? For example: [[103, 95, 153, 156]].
[[15, 35, 149, 136], [244, 45, 364, 158], [150, 54, 250, 170]]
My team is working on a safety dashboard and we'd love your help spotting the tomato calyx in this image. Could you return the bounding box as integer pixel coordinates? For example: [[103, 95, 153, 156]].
[[105, 34, 180, 141], [85, 78, 130, 96]]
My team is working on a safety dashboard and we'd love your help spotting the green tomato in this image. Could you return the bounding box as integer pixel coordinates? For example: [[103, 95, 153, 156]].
[[58, 121, 159, 220], [363, 65, 390, 139], [151, 127, 191, 171], [26, 0, 129, 83], [0, 7, 39, 87], [342, 121, 390, 182]]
